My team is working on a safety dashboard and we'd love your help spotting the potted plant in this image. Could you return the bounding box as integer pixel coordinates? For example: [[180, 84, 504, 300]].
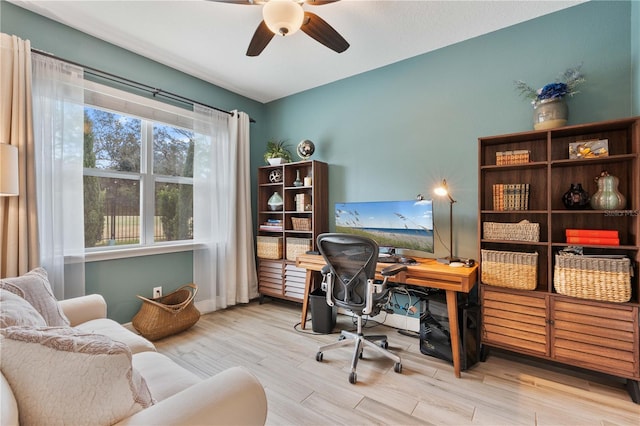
[[264, 139, 293, 165]]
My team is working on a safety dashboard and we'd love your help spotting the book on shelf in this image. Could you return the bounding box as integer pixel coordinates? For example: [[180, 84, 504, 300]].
[[495, 149, 530, 165], [260, 219, 283, 231], [566, 236, 620, 246], [492, 183, 529, 211], [565, 229, 619, 238]]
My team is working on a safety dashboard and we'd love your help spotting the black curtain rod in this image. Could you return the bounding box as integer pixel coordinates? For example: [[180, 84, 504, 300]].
[[31, 48, 255, 123]]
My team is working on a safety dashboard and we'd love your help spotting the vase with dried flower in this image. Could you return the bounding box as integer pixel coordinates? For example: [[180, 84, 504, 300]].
[[514, 65, 585, 130]]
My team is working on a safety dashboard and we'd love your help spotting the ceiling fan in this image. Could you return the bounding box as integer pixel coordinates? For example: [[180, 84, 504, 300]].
[[213, 0, 349, 56]]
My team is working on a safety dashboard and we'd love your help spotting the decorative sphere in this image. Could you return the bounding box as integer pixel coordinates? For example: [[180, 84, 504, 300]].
[[297, 140, 315, 160], [268, 169, 283, 183]]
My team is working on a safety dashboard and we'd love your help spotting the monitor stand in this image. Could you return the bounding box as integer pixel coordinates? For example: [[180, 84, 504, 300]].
[[437, 256, 460, 265]]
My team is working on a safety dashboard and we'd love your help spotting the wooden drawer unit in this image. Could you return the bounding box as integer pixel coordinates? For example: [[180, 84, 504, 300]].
[[284, 264, 307, 300], [258, 259, 283, 297], [551, 299, 639, 379], [482, 287, 548, 356]]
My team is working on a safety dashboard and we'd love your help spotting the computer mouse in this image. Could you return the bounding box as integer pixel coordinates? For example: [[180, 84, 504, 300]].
[[399, 257, 417, 265]]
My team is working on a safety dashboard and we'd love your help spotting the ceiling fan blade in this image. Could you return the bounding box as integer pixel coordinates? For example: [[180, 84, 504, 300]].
[[246, 20, 275, 56], [300, 12, 349, 53], [304, 0, 340, 5]]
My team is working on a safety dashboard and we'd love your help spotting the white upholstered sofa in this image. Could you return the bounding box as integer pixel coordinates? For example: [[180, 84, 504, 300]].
[[0, 269, 267, 426]]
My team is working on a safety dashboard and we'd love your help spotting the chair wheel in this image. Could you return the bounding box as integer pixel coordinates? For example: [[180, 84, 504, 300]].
[[380, 340, 389, 349], [338, 335, 346, 341], [394, 362, 402, 373], [316, 352, 323, 362], [349, 372, 357, 384], [359, 351, 363, 359]]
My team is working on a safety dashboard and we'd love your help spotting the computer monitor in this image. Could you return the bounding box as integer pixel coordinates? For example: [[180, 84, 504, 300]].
[[335, 199, 434, 257]]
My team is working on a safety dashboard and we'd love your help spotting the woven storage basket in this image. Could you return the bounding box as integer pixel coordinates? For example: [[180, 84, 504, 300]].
[[291, 217, 311, 231], [132, 283, 200, 341], [286, 237, 312, 261], [481, 249, 538, 290], [483, 221, 540, 242], [553, 255, 631, 303], [257, 236, 283, 259]]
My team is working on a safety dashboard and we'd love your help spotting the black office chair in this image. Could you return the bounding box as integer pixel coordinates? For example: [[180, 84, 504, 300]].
[[314, 233, 406, 384]]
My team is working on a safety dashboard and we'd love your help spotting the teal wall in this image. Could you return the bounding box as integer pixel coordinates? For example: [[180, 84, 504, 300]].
[[633, 0, 640, 116], [2, 1, 637, 323], [85, 252, 193, 321], [264, 0, 634, 262]]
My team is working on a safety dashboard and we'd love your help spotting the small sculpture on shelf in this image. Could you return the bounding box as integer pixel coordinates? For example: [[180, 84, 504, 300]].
[[562, 183, 590, 209], [267, 192, 283, 211], [590, 170, 626, 210]]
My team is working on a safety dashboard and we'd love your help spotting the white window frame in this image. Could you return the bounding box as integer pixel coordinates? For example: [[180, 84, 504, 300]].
[[83, 81, 204, 262]]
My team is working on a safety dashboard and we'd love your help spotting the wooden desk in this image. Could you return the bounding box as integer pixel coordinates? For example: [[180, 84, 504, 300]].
[[296, 254, 478, 378]]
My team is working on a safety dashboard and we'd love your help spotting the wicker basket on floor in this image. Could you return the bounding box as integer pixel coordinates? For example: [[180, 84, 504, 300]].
[[553, 255, 631, 303], [481, 249, 538, 290], [132, 283, 200, 341]]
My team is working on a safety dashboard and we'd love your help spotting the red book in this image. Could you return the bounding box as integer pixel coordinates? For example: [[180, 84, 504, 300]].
[[566, 236, 620, 246], [565, 229, 619, 239]]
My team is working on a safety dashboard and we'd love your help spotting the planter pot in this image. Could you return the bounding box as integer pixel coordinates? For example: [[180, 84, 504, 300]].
[[533, 97, 568, 130], [267, 158, 287, 165]]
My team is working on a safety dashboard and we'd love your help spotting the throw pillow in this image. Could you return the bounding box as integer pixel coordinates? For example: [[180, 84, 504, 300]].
[[0, 267, 70, 326], [0, 289, 46, 328], [0, 326, 155, 425]]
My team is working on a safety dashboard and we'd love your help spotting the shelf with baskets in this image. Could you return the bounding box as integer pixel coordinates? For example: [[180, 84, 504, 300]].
[[256, 160, 328, 303], [478, 117, 640, 403]]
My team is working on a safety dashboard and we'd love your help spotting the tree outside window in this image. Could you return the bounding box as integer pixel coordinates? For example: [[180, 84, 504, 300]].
[[83, 106, 194, 248]]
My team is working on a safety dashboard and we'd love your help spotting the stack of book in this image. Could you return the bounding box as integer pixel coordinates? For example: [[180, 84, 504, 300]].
[[496, 150, 530, 165], [492, 183, 530, 211], [565, 229, 620, 245], [259, 219, 283, 232]]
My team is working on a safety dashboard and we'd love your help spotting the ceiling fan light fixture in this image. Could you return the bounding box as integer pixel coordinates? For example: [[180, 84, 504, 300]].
[[263, 0, 304, 36]]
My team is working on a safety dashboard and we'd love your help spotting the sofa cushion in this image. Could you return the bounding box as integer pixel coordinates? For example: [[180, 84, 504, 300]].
[[0, 267, 69, 326], [0, 326, 154, 426], [75, 318, 156, 354], [0, 289, 46, 328], [131, 351, 201, 401], [0, 371, 19, 426]]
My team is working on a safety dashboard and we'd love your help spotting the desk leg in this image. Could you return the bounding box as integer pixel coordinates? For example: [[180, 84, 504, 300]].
[[445, 290, 462, 378], [300, 270, 313, 330]]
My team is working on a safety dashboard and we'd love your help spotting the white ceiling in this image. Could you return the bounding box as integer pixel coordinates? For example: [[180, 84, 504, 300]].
[[9, 0, 584, 103]]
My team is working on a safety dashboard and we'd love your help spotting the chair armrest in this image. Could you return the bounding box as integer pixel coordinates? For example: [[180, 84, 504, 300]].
[[58, 294, 107, 326], [115, 367, 267, 426], [381, 264, 407, 276]]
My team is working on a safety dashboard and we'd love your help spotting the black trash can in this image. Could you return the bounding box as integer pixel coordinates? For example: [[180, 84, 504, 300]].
[[309, 288, 337, 333]]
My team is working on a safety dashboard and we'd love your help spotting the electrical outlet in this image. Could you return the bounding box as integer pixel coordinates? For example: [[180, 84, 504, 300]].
[[153, 287, 162, 298]]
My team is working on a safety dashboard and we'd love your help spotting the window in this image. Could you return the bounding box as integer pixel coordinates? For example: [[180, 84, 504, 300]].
[[83, 83, 196, 250]]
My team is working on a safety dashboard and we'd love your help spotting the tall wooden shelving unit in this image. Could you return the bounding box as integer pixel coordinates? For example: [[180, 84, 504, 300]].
[[256, 160, 328, 303], [478, 117, 640, 402]]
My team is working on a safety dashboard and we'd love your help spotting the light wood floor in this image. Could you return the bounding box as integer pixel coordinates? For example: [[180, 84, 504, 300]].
[[153, 300, 640, 425]]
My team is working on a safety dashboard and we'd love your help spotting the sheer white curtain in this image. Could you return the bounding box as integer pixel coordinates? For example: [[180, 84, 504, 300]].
[[31, 53, 85, 299], [192, 106, 257, 312]]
